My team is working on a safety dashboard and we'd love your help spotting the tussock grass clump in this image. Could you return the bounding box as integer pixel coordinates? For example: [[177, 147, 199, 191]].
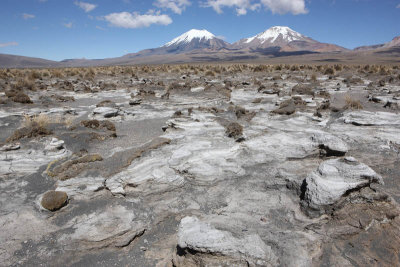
[[7, 114, 52, 142], [205, 70, 216, 77], [13, 78, 36, 91], [225, 122, 243, 140], [324, 67, 335, 75], [345, 95, 363, 110], [12, 92, 33, 103], [50, 69, 64, 78]]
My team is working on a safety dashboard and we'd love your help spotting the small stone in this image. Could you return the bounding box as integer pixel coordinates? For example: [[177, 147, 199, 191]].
[[93, 107, 119, 118], [129, 98, 142, 106], [41, 190, 68, 211]]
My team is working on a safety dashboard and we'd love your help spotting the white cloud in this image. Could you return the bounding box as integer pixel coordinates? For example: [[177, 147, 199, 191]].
[[0, 42, 19, 48], [154, 0, 191, 14], [397, 4, 400, 8], [74, 1, 97, 13], [104, 11, 172, 29], [260, 0, 307, 15], [203, 0, 254, 15], [63, 22, 73, 28], [22, 13, 35, 19], [203, 0, 306, 15]]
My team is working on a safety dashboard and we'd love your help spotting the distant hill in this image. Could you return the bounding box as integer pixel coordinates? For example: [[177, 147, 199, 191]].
[[0, 53, 59, 68]]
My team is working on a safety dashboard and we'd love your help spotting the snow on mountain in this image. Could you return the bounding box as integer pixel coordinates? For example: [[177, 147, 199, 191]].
[[164, 29, 217, 47], [244, 26, 304, 44], [233, 26, 347, 52], [160, 29, 229, 52]]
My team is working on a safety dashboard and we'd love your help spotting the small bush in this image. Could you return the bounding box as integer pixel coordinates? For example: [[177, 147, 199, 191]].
[[345, 95, 363, 110], [12, 92, 33, 104], [7, 114, 52, 142], [324, 67, 335, 75]]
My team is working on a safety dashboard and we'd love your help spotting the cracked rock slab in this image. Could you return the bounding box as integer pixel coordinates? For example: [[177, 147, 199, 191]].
[[176, 216, 278, 266], [303, 157, 383, 216]]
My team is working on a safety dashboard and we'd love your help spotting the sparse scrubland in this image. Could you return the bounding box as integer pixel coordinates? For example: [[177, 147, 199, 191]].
[[1, 63, 400, 266]]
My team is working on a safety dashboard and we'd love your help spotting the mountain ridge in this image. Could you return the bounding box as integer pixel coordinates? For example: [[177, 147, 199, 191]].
[[1, 27, 399, 68]]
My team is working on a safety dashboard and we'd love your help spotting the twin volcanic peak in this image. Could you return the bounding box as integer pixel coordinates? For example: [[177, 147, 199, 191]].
[[162, 26, 346, 53]]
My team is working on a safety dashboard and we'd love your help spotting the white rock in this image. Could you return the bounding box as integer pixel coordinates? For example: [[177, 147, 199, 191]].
[[311, 132, 348, 155], [56, 177, 105, 199], [92, 107, 119, 118], [190, 86, 205, 93], [178, 216, 278, 265], [342, 111, 400, 126], [304, 157, 383, 210], [45, 138, 65, 152], [60, 206, 143, 246]]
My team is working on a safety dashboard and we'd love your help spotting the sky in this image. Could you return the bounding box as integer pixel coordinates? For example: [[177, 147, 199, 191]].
[[0, 0, 399, 61]]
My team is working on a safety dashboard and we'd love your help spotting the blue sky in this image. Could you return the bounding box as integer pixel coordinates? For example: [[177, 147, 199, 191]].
[[0, 0, 399, 61]]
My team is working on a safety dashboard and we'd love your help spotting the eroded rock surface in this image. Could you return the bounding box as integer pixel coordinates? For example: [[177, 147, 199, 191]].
[[1, 65, 400, 266]]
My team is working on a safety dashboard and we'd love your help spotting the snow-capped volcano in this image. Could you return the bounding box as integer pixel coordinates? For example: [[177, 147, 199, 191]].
[[233, 26, 313, 49], [162, 29, 229, 52], [244, 26, 305, 44], [233, 26, 347, 52], [164, 29, 216, 47]]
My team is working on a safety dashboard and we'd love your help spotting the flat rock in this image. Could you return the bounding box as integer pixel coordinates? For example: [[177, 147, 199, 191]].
[[177, 216, 278, 265], [342, 111, 400, 126], [56, 177, 105, 199], [41, 190, 68, 211], [92, 107, 119, 118]]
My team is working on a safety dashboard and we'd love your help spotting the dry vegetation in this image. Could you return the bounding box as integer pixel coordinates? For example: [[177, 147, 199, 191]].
[[344, 94, 363, 110], [0, 63, 399, 82]]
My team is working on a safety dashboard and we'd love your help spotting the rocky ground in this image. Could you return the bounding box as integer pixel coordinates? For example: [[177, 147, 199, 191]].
[[0, 64, 400, 266]]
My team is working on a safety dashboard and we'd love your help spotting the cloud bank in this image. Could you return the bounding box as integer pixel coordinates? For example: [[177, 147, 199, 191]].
[[154, 0, 191, 14], [203, 0, 307, 16], [74, 1, 97, 13], [104, 11, 172, 29]]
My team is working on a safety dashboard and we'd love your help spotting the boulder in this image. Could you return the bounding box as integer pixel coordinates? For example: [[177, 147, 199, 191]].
[[302, 157, 383, 217], [41, 190, 68, 211]]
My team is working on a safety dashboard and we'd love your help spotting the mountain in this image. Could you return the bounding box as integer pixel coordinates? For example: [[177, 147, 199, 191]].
[[233, 26, 347, 53], [0, 53, 59, 68], [162, 29, 229, 52], [383, 36, 400, 48], [354, 44, 385, 51], [354, 35, 400, 51], [118, 29, 229, 61], [2, 28, 400, 68]]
